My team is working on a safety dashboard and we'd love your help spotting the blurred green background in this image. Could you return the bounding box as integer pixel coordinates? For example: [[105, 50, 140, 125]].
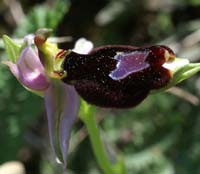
[[0, 0, 200, 174]]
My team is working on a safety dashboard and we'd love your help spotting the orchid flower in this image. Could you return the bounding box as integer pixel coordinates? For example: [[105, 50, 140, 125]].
[[2, 29, 200, 173], [2, 30, 93, 167]]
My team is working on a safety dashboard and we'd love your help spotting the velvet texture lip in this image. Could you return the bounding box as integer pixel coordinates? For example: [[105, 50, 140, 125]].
[[62, 45, 175, 108]]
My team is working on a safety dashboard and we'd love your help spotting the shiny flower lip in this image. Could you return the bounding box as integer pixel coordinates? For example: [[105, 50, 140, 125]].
[[62, 45, 175, 108]]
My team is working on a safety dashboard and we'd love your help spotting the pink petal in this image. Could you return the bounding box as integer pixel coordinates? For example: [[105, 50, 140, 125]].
[[5, 46, 50, 91], [44, 82, 80, 167]]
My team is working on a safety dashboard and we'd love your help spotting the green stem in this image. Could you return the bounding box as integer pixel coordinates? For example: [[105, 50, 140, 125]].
[[80, 101, 125, 174], [84, 113, 113, 173]]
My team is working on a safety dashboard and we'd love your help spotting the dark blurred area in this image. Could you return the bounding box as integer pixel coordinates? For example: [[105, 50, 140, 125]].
[[0, 0, 200, 174]]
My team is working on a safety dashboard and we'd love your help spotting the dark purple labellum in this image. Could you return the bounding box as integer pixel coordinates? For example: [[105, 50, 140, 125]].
[[62, 45, 175, 108]]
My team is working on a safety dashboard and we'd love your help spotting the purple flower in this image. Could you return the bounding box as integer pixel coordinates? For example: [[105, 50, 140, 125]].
[[3, 29, 199, 168]]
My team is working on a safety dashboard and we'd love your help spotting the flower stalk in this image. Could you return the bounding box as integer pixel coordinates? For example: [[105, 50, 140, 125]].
[[80, 101, 125, 174]]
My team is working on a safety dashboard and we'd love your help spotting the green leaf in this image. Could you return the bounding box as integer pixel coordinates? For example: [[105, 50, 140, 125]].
[[2, 35, 21, 63]]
